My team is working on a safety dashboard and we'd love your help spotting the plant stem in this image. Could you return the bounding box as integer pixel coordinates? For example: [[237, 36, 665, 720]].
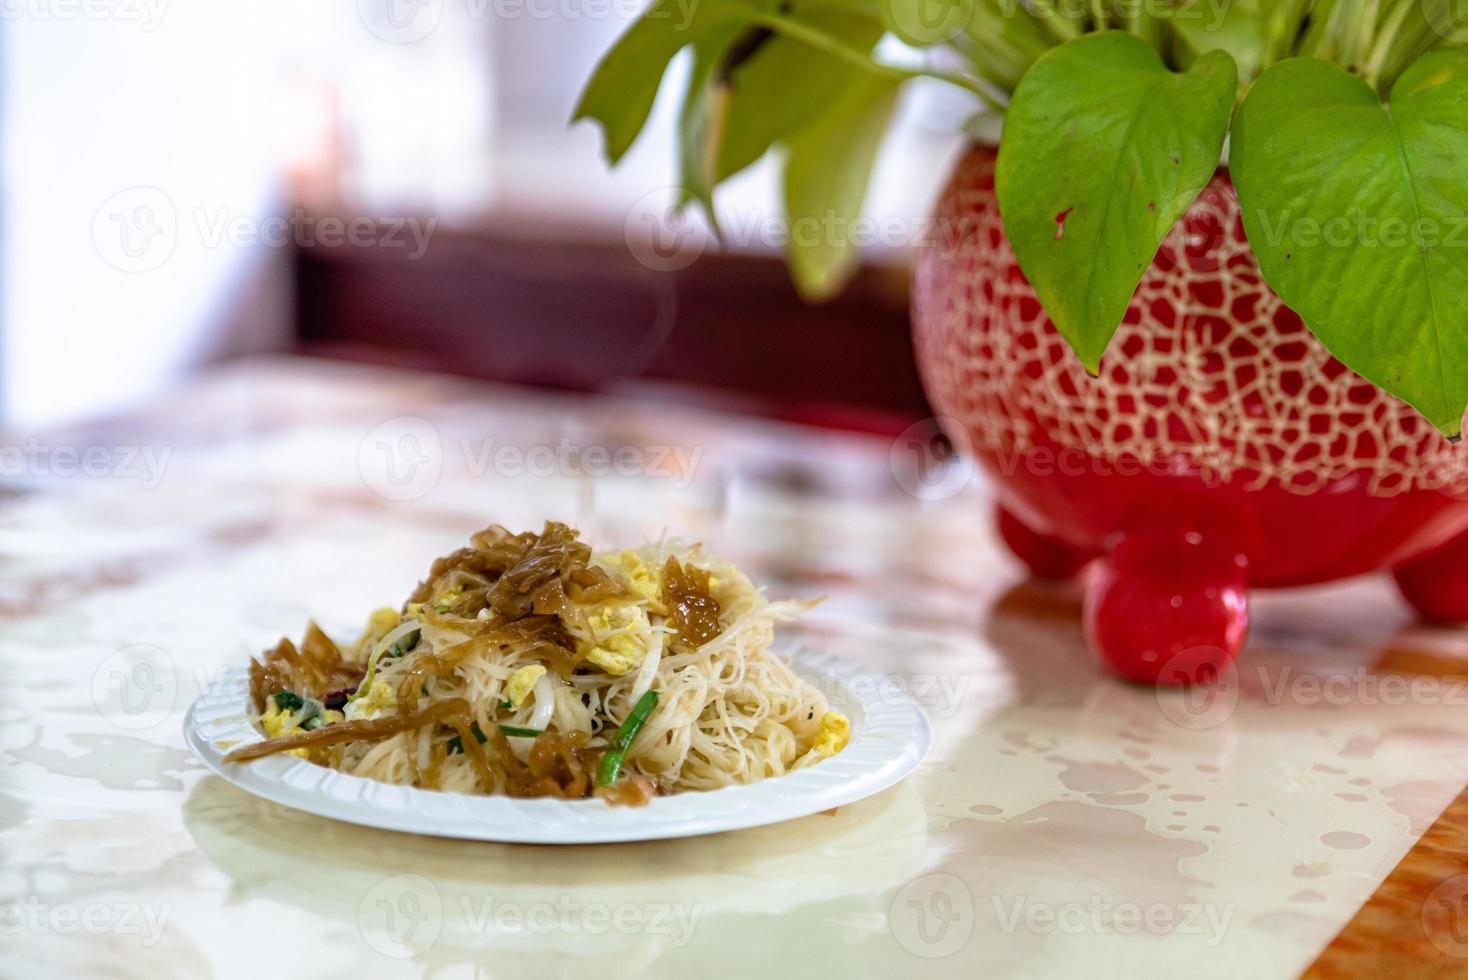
[[1345, 0, 1383, 70], [1025, 0, 1083, 45], [954, 32, 1030, 92], [1262, 0, 1315, 64], [1300, 0, 1343, 58], [1363, 0, 1416, 88], [1124, 6, 1160, 46], [745, 13, 916, 82], [919, 68, 1011, 110], [751, 12, 1008, 110]]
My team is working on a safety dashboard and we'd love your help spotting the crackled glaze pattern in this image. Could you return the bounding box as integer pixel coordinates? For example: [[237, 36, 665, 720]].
[[5, 359, 1468, 979], [914, 149, 1467, 496]]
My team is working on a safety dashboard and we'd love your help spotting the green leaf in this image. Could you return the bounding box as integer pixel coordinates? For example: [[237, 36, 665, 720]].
[[717, 9, 885, 181], [882, 0, 976, 47], [1259, 0, 1313, 64], [782, 73, 899, 301], [1232, 51, 1468, 437], [572, 0, 755, 165], [674, 8, 885, 225], [995, 32, 1237, 371], [1168, 0, 1265, 86], [676, 24, 744, 229], [1372, 2, 1468, 91]]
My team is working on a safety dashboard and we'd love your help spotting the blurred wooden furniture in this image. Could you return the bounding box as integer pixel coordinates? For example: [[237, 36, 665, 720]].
[[294, 224, 929, 435]]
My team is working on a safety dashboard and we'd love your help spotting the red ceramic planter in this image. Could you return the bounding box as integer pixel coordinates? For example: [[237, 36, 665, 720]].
[[913, 146, 1468, 685]]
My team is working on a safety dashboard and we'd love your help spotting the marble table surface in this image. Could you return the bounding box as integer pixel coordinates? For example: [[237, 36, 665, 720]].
[[4, 356, 1468, 979]]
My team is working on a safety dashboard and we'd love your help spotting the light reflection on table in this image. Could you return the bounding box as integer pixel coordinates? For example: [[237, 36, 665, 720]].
[[4, 357, 1468, 979]]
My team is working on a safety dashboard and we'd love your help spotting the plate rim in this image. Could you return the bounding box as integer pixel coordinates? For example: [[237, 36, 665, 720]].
[[183, 646, 931, 844]]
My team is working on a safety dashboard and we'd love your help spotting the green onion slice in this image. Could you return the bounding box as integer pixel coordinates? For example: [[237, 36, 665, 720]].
[[598, 690, 659, 787], [446, 723, 545, 754], [272, 690, 304, 712]]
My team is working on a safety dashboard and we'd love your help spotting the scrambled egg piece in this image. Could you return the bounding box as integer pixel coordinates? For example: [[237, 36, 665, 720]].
[[404, 589, 459, 618], [584, 603, 651, 675], [615, 550, 661, 605], [504, 664, 545, 709], [259, 701, 343, 757], [259, 702, 299, 740], [812, 711, 851, 757], [345, 677, 397, 722], [366, 606, 401, 636]]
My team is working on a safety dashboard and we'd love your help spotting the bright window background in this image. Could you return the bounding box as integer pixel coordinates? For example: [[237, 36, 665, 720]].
[[1, 0, 972, 428]]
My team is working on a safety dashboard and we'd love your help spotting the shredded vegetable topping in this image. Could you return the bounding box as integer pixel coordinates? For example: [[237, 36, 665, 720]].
[[225, 522, 841, 804]]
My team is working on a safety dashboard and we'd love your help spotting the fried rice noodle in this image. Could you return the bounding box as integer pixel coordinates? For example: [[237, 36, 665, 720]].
[[229, 522, 834, 804]]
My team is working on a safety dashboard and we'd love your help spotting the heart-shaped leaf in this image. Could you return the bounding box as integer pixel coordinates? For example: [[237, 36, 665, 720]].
[[573, 0, 755, 165], [782, 72, 899, 300], [676, 24, 745, 228], [996, 32, 1237, 372], [675, 9, 884, 223], [1232, 50, 1468, 436], [718, 9, 884, 183]]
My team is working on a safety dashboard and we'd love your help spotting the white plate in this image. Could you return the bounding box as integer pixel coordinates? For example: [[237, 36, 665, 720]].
[[183, 647, 931, 844]]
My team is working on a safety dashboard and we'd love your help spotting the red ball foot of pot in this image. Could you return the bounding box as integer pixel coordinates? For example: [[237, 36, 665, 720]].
[[1394, 529, 1468, 624], [996, 506, 1092, 580], [1084, 533, 1251, 687]]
